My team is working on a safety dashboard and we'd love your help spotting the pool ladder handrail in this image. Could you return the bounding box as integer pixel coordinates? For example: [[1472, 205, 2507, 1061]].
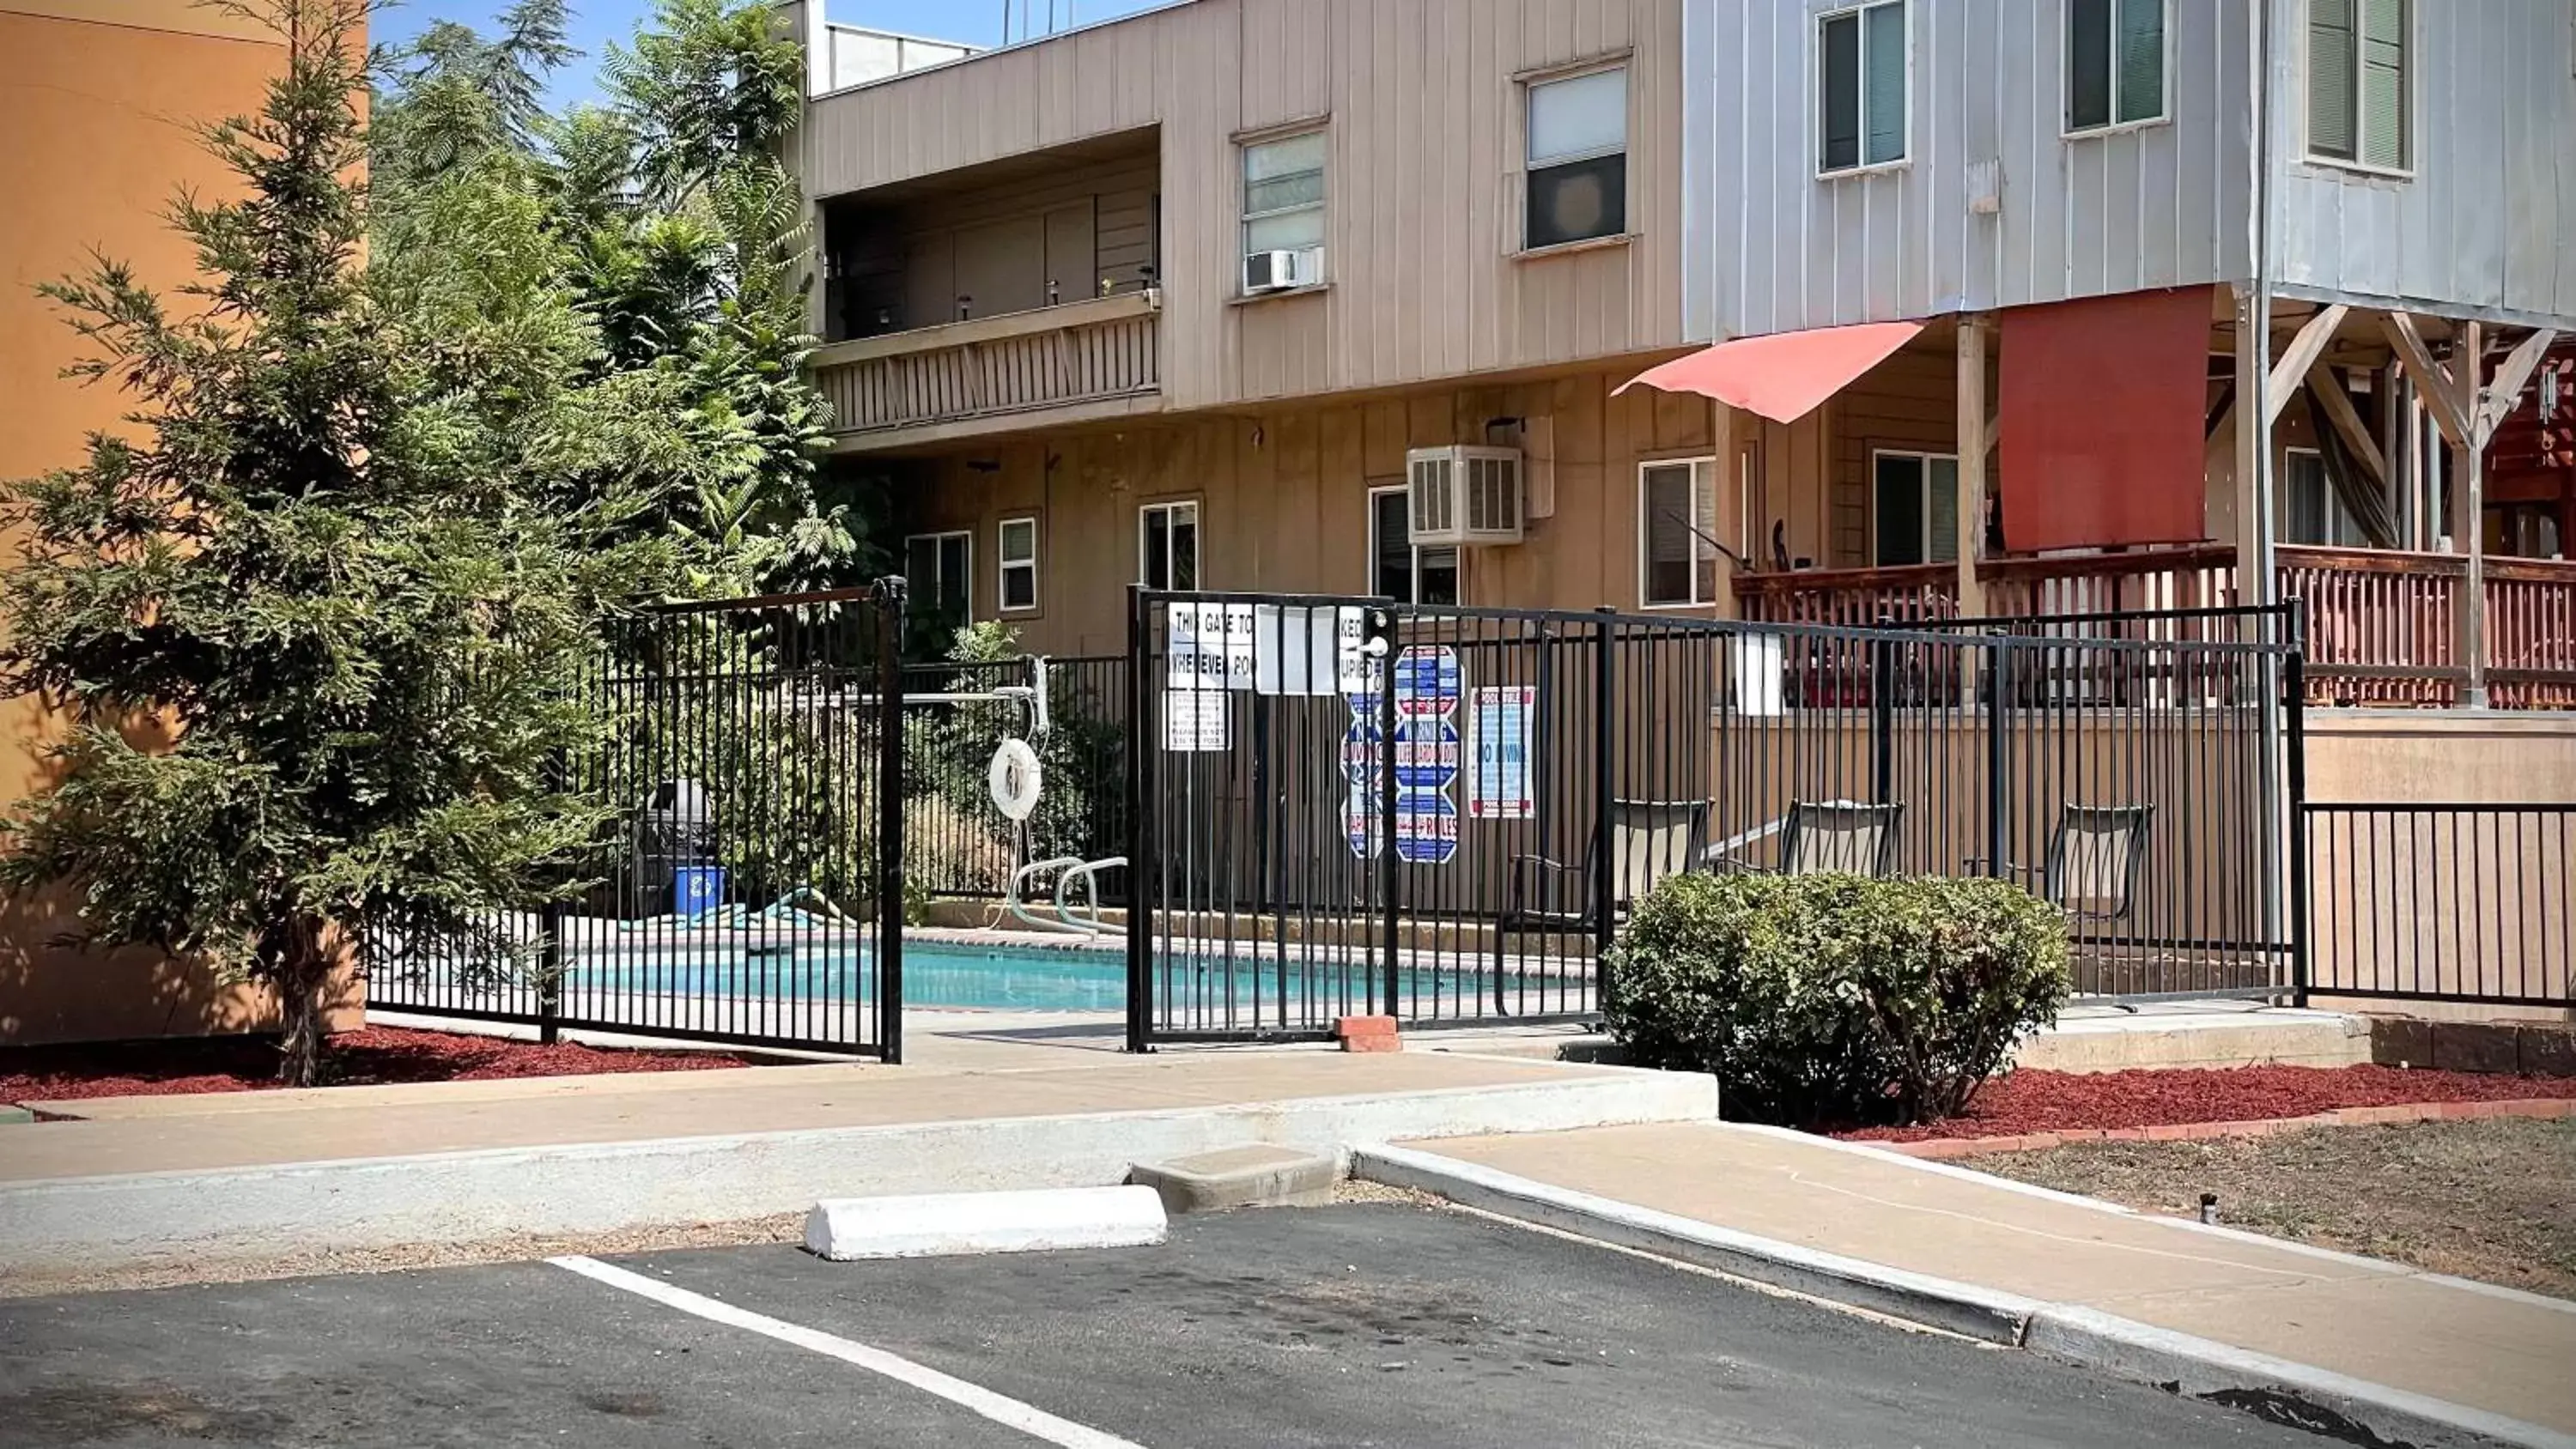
[[1004, 855, 1127, 936]]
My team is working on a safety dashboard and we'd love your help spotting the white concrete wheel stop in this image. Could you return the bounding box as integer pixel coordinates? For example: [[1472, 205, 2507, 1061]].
[[804, 1185, 1169, 1262]]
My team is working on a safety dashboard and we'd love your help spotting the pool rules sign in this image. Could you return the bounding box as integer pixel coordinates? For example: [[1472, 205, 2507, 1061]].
[[1389, 645, 1461, 864]]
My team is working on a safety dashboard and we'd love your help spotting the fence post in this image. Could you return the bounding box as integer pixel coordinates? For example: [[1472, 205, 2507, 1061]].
[[1984, 634, 2012, 879], [537, 743, 568, 1046], [1377, 606, 1402, 1017], [1125, 586, 1154, 1052], [2283, 601, 2312, 1009], [1869, 616, 1895, 806], [1591, 609, 1618, 966], [873, 576, 908, 1065]]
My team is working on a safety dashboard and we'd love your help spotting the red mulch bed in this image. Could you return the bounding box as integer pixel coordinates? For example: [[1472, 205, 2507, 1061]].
[[0, 1027, 758, 1103], [1836, 1064, 2576, 1143]]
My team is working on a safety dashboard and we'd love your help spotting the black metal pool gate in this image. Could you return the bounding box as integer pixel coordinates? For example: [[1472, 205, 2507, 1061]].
[[1122, 590, 2308, 1051]]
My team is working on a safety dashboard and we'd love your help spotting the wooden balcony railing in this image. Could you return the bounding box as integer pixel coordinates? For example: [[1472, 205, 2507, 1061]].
[[1731, 544, 2576, 710], [809, 289, 1161, 441], [2276, 545, 2466, 706], [1731, 561, 1961, 627]]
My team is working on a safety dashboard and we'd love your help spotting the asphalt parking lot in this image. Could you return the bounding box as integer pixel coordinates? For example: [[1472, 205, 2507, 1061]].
[[0, 1202, 2334, 1448]]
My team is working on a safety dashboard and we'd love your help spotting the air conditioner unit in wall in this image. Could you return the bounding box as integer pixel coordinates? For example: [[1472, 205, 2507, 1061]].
[[1242, 246, 1322, 294], [1406, 446, 1525, 547]]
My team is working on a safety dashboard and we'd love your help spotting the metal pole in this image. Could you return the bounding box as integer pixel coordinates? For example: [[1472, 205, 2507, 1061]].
[[1591, 609, 1617, 960], [1984, 636, 2012, 879], [1870, 617, 1895, 805], [873, 576, 908, 1064], [1125, 585, 1154, 1052], [1376, 606, 1401, 1016], [2284, 602, 2312, 1008]]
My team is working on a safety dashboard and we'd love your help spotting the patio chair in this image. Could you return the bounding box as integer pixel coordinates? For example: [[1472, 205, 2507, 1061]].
[[1710, 799, 1906, 877], [1968, 803, 2154, 925], [1493, 799, 1709, 1002]]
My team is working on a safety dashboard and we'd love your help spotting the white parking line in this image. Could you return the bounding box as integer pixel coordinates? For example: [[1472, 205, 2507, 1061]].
[[550, 1255, 1148, 1449]]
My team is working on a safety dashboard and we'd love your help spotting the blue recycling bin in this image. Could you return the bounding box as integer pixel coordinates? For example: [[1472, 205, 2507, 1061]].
[[673, 864, 726, 918]]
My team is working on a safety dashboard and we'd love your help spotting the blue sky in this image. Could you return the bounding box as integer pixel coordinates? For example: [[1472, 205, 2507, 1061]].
[[374, 0, 1163, 111]]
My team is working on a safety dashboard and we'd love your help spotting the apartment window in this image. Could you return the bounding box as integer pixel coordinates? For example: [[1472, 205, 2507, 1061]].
[[1369, 486, 1461, 606], [1139, 500, 1200, 590], [904, 530, 972, 626], [2308, 0, 2409, 170], [1872, 452, 1960, 567], [1524, 66, 1628, 249], [997, 516, 1039, 612], [1639, 459, 1722, 608], [1820, 1, 1908, 173], [2067, 0, 2166, 131], [1242, 130, 1326, 283], [2281, 449, 2366, 547]]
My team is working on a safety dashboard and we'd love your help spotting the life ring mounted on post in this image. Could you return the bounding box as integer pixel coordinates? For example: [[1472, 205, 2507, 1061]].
[[989, 738, 1043, 822]]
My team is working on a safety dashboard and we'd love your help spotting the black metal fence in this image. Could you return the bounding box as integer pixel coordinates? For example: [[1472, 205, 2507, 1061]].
[[2303, 803, 2573, 1009], [898, 654, 1129, 903], [365, 586, 909, 1059], [1126, 590, 2300, 1048]]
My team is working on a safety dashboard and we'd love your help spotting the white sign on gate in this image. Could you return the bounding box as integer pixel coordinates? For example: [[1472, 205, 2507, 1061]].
[[1163, 688, 1229, 752]]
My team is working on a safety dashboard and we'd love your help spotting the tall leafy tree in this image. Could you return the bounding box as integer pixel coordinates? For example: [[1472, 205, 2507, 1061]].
[[0, 0, 672, 1084]]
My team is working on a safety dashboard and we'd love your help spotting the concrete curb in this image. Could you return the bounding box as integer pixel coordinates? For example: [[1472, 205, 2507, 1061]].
[[1874, 1096, 2576, 1160], [0, 1069, 1716, 1276], [1350, 1145, 2043, 1345], [1352, 1144, 2571, 1449], [803, 1185, 1167, 1261]]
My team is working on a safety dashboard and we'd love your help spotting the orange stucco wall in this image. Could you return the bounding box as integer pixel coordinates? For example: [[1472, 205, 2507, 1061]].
[[0, 1, 361, 1044]]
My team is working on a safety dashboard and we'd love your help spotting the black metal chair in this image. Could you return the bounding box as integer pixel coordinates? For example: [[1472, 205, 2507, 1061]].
[[1970, 803, 2154, 927], [1710, 799, 1906, 877], [1494, 799, 1709, 1004]]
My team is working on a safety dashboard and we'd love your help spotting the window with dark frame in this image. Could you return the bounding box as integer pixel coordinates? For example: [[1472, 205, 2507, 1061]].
[[1871, 452, 1960, 567], [904, 530, 972, 627], [1139, 500, 1200, 591], [1370, 486, 1459, 606], [1524, 66, 1628, 250], [2067, 0, 2166, 131], [2308, 0, 2409, 169], [1820, 1, 1908, 173], [998, 516, 1039, 612]]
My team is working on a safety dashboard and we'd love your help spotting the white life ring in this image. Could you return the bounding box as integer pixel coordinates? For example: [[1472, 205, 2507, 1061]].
[[989, 738, 1043, 822]]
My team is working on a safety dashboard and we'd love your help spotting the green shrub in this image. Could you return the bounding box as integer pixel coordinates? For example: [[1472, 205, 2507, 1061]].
[[1606, 872, 2072, 1127]]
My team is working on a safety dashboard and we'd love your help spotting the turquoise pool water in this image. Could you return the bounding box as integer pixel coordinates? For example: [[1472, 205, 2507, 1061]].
[[563, 940, 1577, 1014]]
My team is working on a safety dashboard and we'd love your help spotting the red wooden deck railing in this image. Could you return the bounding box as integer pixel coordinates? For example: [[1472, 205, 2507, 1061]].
[[1729, 544, 2576, 710]]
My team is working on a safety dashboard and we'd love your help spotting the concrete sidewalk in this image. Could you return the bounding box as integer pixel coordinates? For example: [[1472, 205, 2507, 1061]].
[[0, 1034, 1716, 1287], [1383, 1122, 2576, 1441]]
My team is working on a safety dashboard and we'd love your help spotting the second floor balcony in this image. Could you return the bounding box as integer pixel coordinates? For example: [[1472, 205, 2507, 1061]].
[[812, 129, 1162, 451]]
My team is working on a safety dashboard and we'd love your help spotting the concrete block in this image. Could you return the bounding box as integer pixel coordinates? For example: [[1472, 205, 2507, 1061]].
[[803, 1185, 1166, 1262], [2429, 1022, 2520, 1075], [2367, 1016, 2433, 1070], [1129, 1144, 1337, 1214], [2518, 1025, 2576, 1078]]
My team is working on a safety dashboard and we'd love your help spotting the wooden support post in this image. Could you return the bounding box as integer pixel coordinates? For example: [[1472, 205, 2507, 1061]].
[[1956, 313, 1990, 620], [2234, 287, 2273, 605], [2458, 320, 2488, 707], [1711, 398, 1737, 618]]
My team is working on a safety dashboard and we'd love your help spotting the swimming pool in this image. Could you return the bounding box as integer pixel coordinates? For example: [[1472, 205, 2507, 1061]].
[[557, 939, 1584, 1014]]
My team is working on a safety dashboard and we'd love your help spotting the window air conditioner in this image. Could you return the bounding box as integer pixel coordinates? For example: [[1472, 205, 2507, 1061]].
[[1242, 246, 1321, 294], [1406, 446, 1525, 547]]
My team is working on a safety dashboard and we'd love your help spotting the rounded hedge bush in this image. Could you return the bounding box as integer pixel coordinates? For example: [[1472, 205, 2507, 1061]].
[[1605, 871, 2072, 1127]]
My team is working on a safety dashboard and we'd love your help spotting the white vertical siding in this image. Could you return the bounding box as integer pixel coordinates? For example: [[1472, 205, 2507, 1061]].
[[1687, 0, 2256, 342], [2268, 0, 2576, 324]]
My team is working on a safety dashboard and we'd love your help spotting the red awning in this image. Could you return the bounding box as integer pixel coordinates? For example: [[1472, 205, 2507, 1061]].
[[1615, 321, 1926, 423]]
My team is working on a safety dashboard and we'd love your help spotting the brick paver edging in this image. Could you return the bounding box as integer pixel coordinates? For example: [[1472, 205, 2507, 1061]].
[[1874, 1097, 2576, 1160]]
